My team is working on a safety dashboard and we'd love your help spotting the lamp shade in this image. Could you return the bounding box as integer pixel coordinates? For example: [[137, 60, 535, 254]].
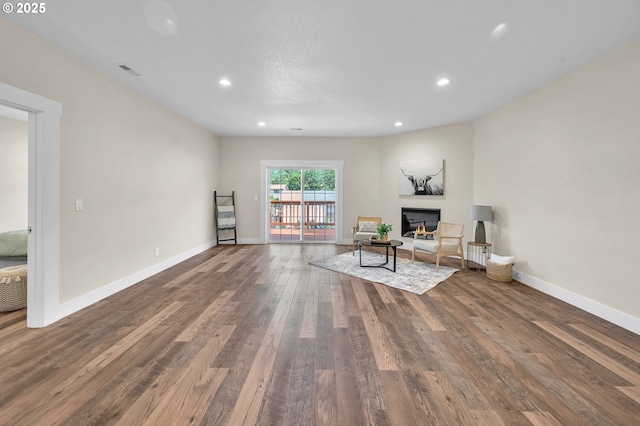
[[469, 205, 493, 222]]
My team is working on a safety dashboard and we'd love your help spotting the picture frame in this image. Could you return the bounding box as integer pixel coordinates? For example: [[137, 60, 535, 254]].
[[398, 159, 444, 196]]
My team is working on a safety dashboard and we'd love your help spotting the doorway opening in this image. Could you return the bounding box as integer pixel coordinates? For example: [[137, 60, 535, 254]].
[[0, 105, 28, 267], [260, 160, 344, 244], [0, 105, 28, 318], [269, 168, 336, 242], [0, 81, 62, 328]]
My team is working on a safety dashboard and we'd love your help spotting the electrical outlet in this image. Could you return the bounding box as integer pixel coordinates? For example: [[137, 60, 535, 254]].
[[155, 248, 160, 257]]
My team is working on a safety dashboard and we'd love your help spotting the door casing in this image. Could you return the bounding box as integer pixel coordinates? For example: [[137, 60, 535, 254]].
[[0, 81, 62, 327]]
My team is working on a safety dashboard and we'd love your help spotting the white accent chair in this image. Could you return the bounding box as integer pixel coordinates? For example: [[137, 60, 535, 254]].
[[352, 216, 381, 255], [412, 222, 464, 271]]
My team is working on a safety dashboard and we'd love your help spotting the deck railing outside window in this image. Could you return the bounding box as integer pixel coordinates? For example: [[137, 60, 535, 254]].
[[270, 200, 335, 229]]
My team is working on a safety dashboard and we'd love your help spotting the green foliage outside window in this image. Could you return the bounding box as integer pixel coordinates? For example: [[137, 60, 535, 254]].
[[270, 169, 335, 191]]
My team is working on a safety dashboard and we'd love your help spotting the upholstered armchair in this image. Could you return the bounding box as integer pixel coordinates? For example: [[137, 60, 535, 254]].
[[352, 216, 381, 254], [412, 221, 464, 271]]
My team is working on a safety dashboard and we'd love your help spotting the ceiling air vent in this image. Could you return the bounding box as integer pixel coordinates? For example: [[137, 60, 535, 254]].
[[290, 128, 303, 131], [117, 64, 141, 77]]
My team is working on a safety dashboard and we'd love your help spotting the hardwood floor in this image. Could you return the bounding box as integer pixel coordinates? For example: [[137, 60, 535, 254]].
[[1, 244, 639, 425]]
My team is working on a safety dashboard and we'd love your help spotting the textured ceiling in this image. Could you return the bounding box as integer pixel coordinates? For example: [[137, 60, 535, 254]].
[[5, 0, 640, 137]]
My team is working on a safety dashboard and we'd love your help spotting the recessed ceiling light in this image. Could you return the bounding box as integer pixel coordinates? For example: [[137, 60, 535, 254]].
[[395, 122, 403, 127], [219, 78, 231, 86], [258, 122, 266, 127], [436, 78, 450, 87], [490, 22, 508, 40]]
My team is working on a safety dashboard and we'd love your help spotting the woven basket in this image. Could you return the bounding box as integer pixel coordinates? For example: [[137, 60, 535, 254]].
[[0, 264, 28, 312], [486, 260, 513, 282]]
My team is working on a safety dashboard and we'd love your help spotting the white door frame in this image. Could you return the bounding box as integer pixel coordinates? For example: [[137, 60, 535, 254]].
[[0, 82, 62, 327], [260, 160, 344, 244]]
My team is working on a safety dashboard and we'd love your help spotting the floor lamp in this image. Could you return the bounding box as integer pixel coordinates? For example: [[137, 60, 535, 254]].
[[469, 205, 493, 244]]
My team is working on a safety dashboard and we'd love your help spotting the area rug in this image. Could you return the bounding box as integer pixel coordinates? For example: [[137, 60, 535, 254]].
[[309, 250, 458, 295]]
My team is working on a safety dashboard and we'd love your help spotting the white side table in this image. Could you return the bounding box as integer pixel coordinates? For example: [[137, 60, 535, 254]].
[[467, 242, 492, 271]]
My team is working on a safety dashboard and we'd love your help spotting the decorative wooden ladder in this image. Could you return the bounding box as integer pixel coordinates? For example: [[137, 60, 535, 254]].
[[214, 191, 237, 245]]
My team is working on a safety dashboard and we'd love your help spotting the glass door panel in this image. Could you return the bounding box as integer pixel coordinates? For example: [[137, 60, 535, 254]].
[[302, 169, 335, 241], [268, 167, 336, 243], [269, 168, 301, 241]]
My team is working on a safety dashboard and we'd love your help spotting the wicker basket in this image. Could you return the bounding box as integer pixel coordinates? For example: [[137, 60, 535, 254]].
[[0, 264, 28, 312], [486, 260, 513, 282]]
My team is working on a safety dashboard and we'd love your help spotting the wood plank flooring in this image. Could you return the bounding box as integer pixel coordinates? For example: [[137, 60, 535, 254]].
[[1, 244, 639, 425]]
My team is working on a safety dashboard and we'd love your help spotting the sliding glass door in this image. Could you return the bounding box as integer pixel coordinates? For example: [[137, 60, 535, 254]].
[[268, 167, 336, 242]]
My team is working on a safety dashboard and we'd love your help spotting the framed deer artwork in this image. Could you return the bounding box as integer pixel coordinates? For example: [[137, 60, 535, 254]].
[[398, 159, 444, 196]]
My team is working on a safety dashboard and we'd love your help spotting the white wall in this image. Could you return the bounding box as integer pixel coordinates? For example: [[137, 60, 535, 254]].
[[0, 17, 219, 303], [0, 116, 28, 232], [3, 15, 637, 332], [475, 39, 640, 325], [218, 137, 380, 242], [379, 122, 475, 246], [220, 124, 475, 245]]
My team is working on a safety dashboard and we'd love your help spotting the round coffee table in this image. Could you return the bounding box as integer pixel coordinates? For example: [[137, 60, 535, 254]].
[[358, 239, 403, 272]]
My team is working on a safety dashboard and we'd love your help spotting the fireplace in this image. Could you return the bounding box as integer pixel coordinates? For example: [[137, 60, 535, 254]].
[[401, 208, 441, 238]]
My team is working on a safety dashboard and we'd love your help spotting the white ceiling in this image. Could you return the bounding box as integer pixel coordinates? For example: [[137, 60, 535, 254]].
[[6, 1, 640, 137]]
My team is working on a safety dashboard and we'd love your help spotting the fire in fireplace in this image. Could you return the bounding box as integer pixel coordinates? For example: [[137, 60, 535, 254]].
[[401, 208, 441, 238]]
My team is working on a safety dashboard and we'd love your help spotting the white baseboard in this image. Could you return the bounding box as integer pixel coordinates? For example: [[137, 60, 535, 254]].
[[395, 246, 638, 335], [212, 238, 260, 245], [56, 239, 638, 336], [238, 237, 261, 244], [57, 241, 216, 320], [361, 242, 639, 334], [514, 269, 640, 336]]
